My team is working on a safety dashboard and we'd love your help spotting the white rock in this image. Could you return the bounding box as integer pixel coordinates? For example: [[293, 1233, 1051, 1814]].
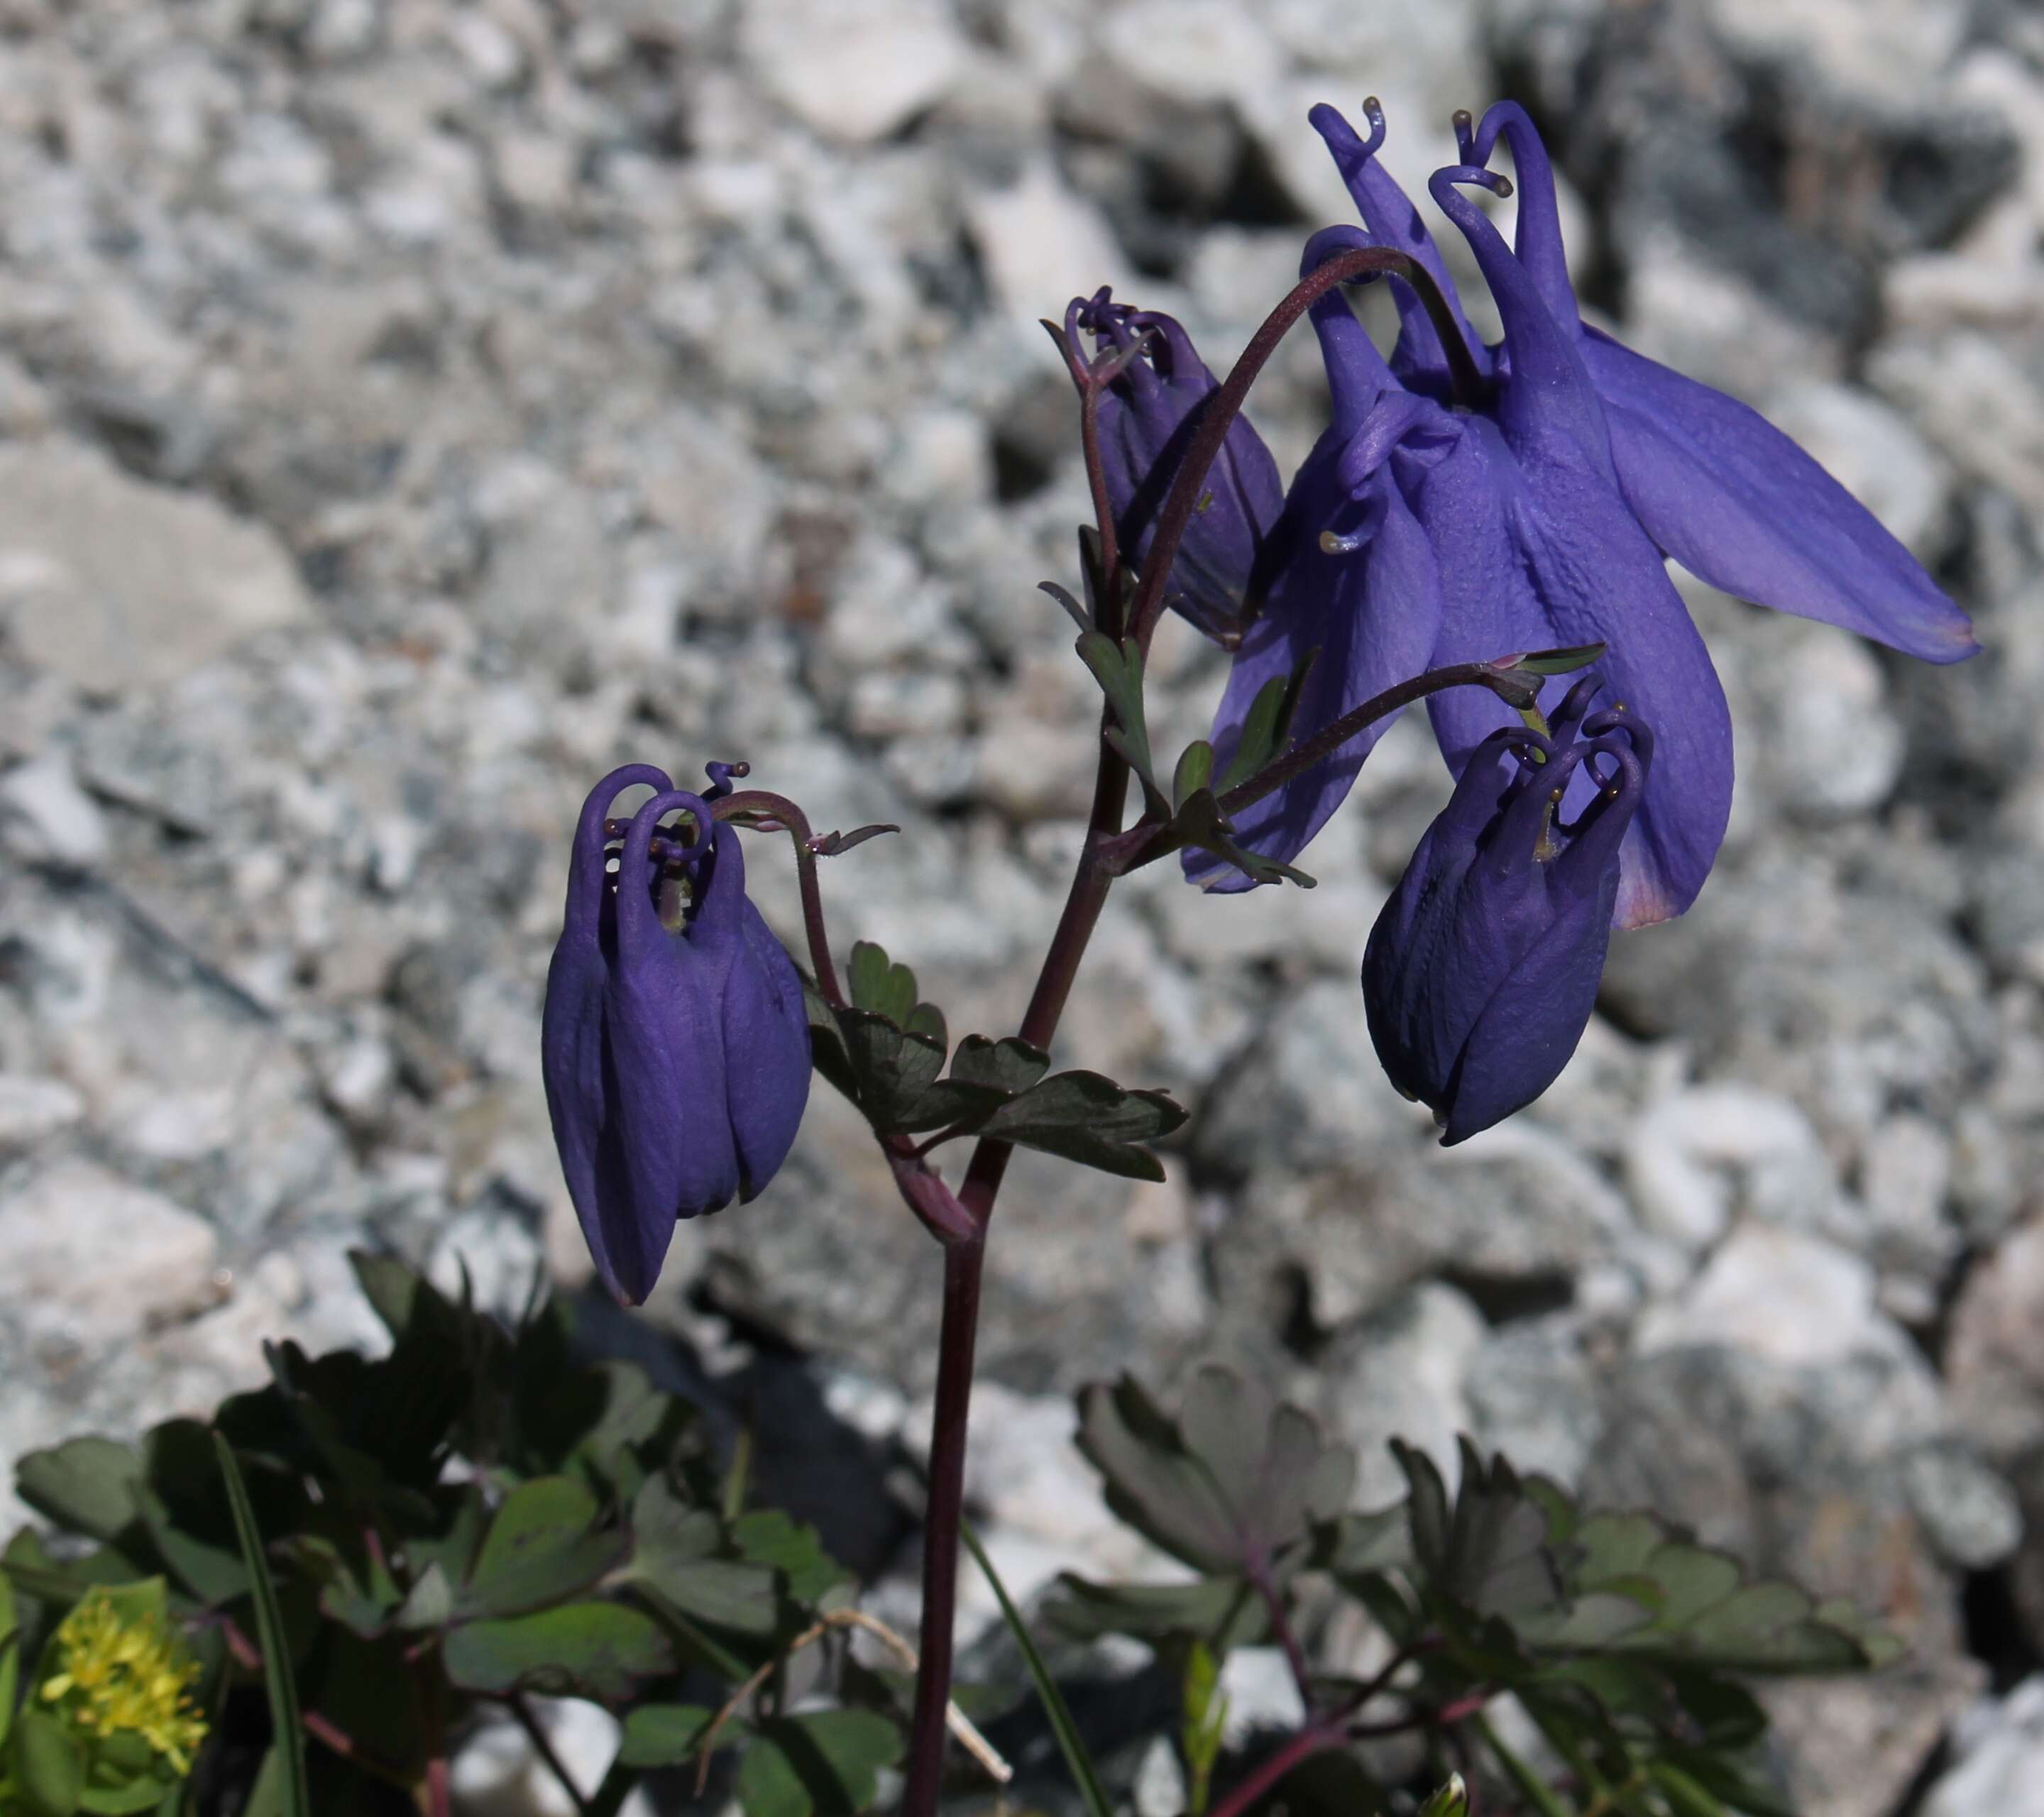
[[1754, 628, 1906, 820], [1099, 0, 1283, 109], [0, 442, 313, 694], [0, 752, 106, 864], [0, 1075, 86, 1148], [1328, 1281, 1489, 1505], [962, 161, 1138, 330], [1862, 1114, 1953, 1241], [428, 1207, 546, 1319], [0, 1160, 219, 1343], [1922, 1676, 2044, 1817], [1871, 329, 2044, 515], [1132, 1736, 1188, 1817], [820, 534, 962, 669], [446, 1703, 649, 1817], [1624, 1084, 1830, 1251], [741, 0, 967, 145], [1632, 1224, 1889, 1366], [845, 669, 967, 740], [1217, 1647, 1307, 1743], [1709, 0, 1967, 109]]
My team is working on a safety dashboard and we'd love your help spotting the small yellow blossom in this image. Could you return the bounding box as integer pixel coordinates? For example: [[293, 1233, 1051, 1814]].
[[38, 1591, 209, 1777]]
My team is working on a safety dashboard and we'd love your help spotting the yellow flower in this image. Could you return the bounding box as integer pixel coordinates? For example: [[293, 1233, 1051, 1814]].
[[38, 1590, 209, 1779]]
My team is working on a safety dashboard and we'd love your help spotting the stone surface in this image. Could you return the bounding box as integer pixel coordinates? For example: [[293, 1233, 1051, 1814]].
[[1922, 1677, 2044, 1817], [0, 441, 313, 693]]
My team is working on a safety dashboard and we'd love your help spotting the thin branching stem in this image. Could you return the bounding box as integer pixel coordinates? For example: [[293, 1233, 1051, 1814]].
[[1126, 246, 1480, 652], [713, 787, 845, 1005]]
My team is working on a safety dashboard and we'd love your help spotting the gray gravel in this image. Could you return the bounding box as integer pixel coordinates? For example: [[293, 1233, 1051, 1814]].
[[2, 0, 2043, 1808]]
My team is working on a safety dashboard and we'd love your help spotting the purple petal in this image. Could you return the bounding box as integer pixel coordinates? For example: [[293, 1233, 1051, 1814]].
[[1302, 227, 1402, 436], [1187, 433, 1445, 889], [1440, 881, 1617, 1143], [1309, 101, 1487, 392], [542, 764, 672, 1304], [1459, 102, 1578, 331], [1417, 418, 1733, 929], [688, 824, 812, 1200], [605, 791, 740, 1300], [1580, 329, 1978, 663], [1074, 297, 1288, 642], [1428, 165, 1612, 473]]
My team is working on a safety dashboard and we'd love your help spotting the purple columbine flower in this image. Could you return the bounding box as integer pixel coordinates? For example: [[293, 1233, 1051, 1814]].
[[1065, 289, 1289, 644], [542, 764, 811, 1307], [1171, 99, 1974, 925], [1363, 678, 1650, 1143]]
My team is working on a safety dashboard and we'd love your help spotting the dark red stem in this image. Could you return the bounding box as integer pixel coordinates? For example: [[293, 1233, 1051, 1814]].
[[898, 730, 1132, 1817], [1249, 1559, 1316, 1714], [713, 788, 845, 1004], [899, 1233, 988, 1809], [1205, 1725, 1348, 1817]]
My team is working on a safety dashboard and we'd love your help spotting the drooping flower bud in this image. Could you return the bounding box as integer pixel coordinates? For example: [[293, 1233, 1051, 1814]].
[[542, 765, 811, 1306], [1066, 289, 1287, 644], [1362, 680, 1651, 1144]]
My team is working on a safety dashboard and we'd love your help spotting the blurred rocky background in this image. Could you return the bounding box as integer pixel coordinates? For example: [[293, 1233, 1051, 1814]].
[[1, 0, 2043, 1810]]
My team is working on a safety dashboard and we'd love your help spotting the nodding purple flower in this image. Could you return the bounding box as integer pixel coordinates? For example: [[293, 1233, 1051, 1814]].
[[542, 764, 811, 1307], [1178, 99, 1974, 926], [1065, 289, 1288, 644], [1363, 678, 1650, 1145]]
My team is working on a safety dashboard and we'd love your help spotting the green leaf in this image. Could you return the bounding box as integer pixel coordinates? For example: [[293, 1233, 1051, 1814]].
[[276, 1535, 400, 1641], [732, 1510, 848, 1607], [1172, 790, 1317, 889], [441, 1602, 672, 1699], [1172, 740, 1215, 812], [1417, 1776, 1470, 1817], [16, 1439, 143, 1543], [1075, 1368, 1354, 1576], [1180, 1638, 1227, 1817], [1214, 653, 1315, 795], [1045, 1575, 1263, 1649], [458, 1476, 627, 1620], [847, 942, 919, 1028], [961, 1521, 1111, 1817], [803, 975, 861, 1102], [1076, 632, 1160, 799], [946, 1036, 1050, 1096], [831, 1009, 948, 1131], [979, 1071, 1188, 1181], [735, 1711, 902, 1817], [214, 1434, 307, 1817], [629, 1478, 778, 1637], [617, 1704, 715, 1769], [15, 1708, 87, 1817], [392, 1563, 456, 1631], [1506, 642, 1607, 676], [346, 1249, 431, 1344], [0, 1559, 17, 1747]]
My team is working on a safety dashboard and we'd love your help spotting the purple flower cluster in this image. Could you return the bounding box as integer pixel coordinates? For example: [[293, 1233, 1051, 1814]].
[[1073, 98, 1973, 1138]]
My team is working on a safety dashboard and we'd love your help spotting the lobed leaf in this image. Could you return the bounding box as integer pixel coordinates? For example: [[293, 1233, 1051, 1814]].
[[735, 1711, 902, 1817], [456, 1475, 626, 1621], [1075, 1368, 1353, 1578], [442, 1601, 671, 1699]]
